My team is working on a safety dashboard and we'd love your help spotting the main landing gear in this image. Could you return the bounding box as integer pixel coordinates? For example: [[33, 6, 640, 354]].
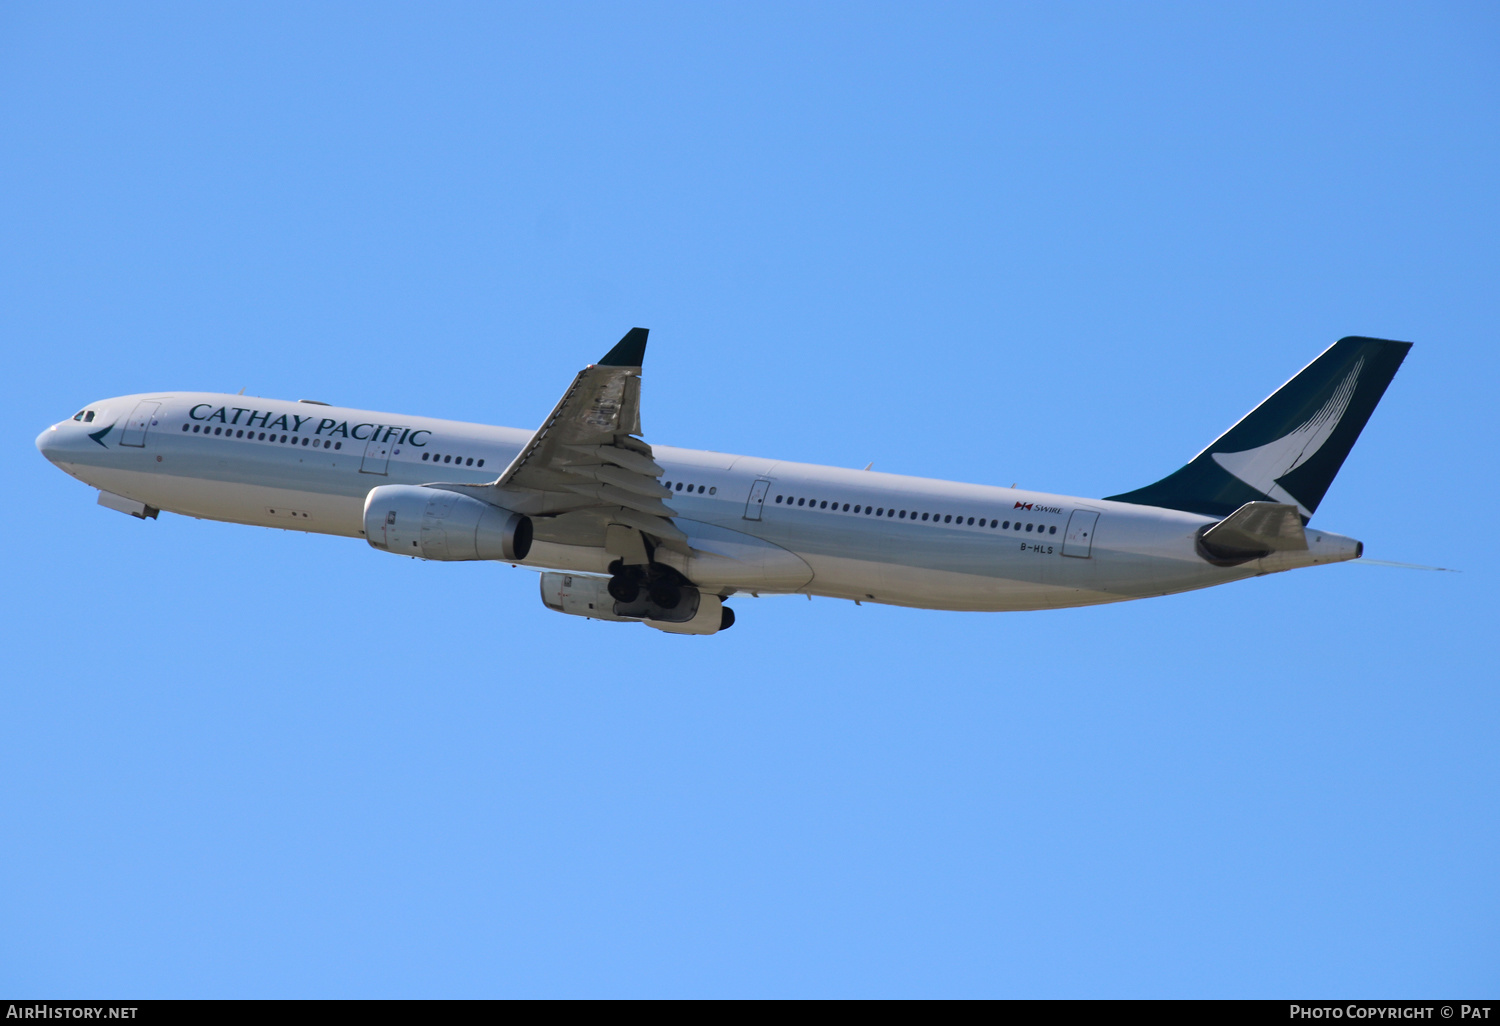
[[606, 559, 733, 630], [607, 559, 692, 620]]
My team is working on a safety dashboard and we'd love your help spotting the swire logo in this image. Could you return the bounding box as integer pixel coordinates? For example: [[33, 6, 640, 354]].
[[1014, 501, 1033, 510]]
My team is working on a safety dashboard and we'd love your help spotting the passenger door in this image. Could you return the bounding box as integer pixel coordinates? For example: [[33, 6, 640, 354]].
[[119, 401, 161, 448], [1063, 509, 1100, 558], [743, 478, 771, 521], [360, 431, 400, 475]]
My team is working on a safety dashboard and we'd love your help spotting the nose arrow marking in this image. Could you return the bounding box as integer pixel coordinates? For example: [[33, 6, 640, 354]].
[[88, 421, 116, 448]]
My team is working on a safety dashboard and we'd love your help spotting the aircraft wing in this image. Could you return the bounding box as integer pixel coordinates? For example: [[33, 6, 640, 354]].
[[486, 328, 686, 548]]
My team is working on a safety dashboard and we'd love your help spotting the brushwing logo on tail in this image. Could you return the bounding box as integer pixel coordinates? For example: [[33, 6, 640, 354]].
[[1210, 357, 1364, 518]]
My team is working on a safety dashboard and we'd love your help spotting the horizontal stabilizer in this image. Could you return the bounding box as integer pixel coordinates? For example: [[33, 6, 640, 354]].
[[1198, 501, 1306, 564], [1204, 501, 1308, 553]]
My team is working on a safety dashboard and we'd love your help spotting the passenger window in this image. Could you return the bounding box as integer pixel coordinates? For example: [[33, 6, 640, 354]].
[[942, 514, 951, 523], [676, 482, 684, 491], [423, 453, 430, 461], [444, 455, 452, 463], [819, 500, 827, 508], [967, 517, 975, 526], [699, 485, 706, 494], [477, 459, 484, 467], [776, 495, 783, 503], [978, 518, 986, 527], [1026, 523, 1033, 532], [708, 486, 715, 495], [466, 458, 473, 466], [841, 503, 849, 511], [1049, 525, 1057, 534], [876, 508, 884, 516], [798, 498, 805, 506], [335, 442, 342, 450]]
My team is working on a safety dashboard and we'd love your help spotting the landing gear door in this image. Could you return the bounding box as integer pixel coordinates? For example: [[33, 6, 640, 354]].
[[119, 401, 161, 448], [1063, 509, 1100, 558], [743, 478, 771, 521]]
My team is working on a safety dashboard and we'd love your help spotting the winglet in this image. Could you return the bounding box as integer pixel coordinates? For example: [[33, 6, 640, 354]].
[[599, 328, 649, 367]]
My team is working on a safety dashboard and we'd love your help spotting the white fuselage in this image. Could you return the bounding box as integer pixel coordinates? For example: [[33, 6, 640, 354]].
[[36, 392, 1362, 612]]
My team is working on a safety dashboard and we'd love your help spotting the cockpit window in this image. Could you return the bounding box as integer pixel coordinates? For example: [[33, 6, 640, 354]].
[[84, 411, 95, 422], [73, 411, 85, 421]]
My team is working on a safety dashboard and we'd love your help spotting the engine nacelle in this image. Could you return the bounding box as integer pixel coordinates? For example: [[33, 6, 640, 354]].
[[539, 572, 635, 622], [363, 485, 532, 561], [644, 593, 731, 635], [540, 572, 735, 635]]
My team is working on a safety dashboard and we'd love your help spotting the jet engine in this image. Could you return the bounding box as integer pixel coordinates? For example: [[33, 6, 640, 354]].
[[363, 484, 532, 561], [540, 572, 735, 635]]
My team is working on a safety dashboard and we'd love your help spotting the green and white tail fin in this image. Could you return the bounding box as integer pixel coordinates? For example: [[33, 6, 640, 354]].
[[1107, 336, 1412, 520]]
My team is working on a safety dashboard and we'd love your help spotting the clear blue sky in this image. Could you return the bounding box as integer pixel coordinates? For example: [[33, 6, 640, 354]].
[[3, 2, 1496, 998]]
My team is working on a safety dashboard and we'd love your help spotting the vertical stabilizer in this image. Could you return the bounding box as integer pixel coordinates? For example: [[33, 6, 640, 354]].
[[1106, 337, 1411, 519]]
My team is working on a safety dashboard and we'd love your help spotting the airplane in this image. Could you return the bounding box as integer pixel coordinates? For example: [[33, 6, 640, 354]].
[[35, 331, 1410, 635]]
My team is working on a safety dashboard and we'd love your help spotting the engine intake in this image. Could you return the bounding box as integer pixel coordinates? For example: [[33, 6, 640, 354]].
[[363, 485, 532, 561]]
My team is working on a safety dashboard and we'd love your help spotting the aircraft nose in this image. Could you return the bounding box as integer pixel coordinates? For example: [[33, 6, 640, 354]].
[[36, 425, 60, 461]]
